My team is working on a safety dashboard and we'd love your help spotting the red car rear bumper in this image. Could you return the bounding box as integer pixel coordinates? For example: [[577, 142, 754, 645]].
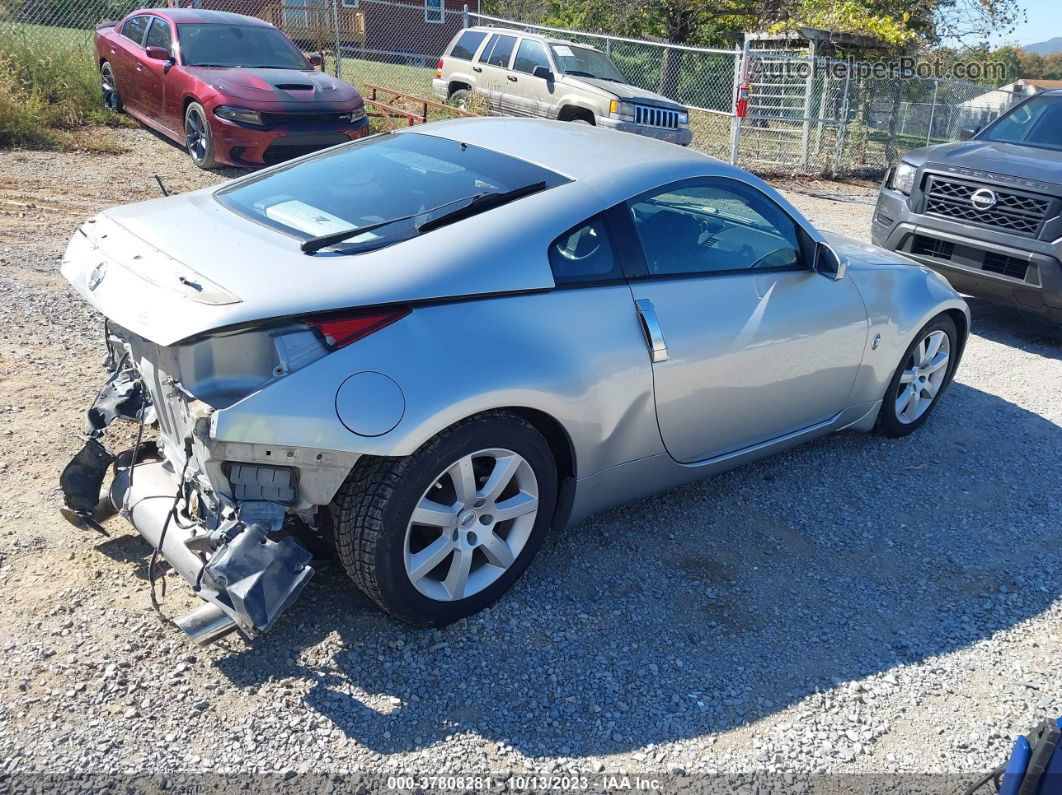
[[212, 117, 370, 167]]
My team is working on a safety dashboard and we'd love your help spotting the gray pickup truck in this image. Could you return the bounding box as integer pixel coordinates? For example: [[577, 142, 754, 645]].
[[872, 90, 1062, 322]]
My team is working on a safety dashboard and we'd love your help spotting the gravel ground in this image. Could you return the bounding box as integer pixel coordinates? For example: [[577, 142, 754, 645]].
[[0, 126, 1060, 792]]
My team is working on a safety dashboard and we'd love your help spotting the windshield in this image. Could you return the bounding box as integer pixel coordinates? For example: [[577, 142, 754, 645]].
[[549, 44, 626, 82], [978, 94, 1062, 151], [215, 133, 568, 252], [178, 24, 308, 69]]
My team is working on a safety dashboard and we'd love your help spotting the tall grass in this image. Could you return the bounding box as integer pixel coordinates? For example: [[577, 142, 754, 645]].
[[0, 24, 127, 151]]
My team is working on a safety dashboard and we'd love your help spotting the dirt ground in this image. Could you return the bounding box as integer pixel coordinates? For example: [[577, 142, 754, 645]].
[[1, 124, 1060, 788]]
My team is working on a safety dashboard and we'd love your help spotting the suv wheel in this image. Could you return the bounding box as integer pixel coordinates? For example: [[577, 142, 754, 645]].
[[448, 88, 470, 110], [333, 411, 557, 625]]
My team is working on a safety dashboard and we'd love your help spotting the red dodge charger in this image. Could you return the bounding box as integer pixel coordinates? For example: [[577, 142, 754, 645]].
[[94, 9, 370, 168]]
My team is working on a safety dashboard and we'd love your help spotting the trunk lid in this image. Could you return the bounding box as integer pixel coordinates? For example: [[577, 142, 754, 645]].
[[62, 182, 568, 346]]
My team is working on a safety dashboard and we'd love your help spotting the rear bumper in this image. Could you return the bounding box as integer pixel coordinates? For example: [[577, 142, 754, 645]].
[[212, 116, 370, 167], [872, 187, 1062, 321], [58, 350, 318, 644]]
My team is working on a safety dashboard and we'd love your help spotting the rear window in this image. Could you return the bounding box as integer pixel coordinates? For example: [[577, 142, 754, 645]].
[[215, 132, 569, 253], [449, 30, 487, 61]]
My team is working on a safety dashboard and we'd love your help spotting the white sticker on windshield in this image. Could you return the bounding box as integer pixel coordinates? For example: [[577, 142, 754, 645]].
[[553, 45, 574, 57], [265, 200, 354, 237]]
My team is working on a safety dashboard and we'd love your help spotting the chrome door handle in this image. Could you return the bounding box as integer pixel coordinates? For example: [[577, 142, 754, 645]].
[[635, 299, 669, 363]]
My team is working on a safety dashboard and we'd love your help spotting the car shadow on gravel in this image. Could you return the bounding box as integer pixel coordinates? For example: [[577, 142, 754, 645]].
[[966, 298, 1062, 359], [213, 380, 1061, 758]]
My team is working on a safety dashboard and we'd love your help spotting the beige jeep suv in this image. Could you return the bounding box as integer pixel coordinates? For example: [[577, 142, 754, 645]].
[[433, 26, 693, 147]]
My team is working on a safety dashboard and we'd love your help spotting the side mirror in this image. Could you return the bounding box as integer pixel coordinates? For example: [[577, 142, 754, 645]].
[[959, 127, 977, 141], [815, 241, 846, 281], [145, 46, 171, 62], [306, 52, 323, 68], [532, 65, 554, 81]]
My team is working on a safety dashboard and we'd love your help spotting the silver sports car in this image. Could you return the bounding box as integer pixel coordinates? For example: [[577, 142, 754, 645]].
[[60, 118, 969, 644]]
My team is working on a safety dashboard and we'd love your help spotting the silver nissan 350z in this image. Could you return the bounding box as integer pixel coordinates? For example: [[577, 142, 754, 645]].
[[60, 117, 969, 644]]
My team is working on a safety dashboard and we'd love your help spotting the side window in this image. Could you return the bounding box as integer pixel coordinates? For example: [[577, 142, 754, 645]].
[[629, 179, 805, 276], [513, 39, 550, 75], [121, 14, 150, 46], [144, 18, 172, 52], [449, 30, 487, 61], [486, 34, 516, 68], [548, 215, 621, 284], [476, 34, 498, 64]]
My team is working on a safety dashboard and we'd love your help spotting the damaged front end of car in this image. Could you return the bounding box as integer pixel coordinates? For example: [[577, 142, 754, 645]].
[[59, 319, 351, 645]]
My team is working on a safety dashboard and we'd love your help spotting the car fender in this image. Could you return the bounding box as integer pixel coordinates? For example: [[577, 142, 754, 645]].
[[844, 258, 970, 407], [552, 93, 606, 120], [209, 287, 663, 492]]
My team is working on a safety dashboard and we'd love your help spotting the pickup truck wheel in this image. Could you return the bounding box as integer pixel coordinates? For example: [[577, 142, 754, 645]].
[[100, 62, 122, 112], [332, 411, 557, 625], [184, 102, 217, 170], [877, 314, 958, 437]]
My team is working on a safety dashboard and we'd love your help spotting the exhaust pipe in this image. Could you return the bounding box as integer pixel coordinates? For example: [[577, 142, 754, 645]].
[[174, 603, 239, 646]]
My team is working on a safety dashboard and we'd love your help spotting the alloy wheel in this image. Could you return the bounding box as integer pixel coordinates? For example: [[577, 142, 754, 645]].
[[185, 109, 207, 163], [895, 329, 950, 424], [403, 448, 539, 602], [101, 64, 118, 109]]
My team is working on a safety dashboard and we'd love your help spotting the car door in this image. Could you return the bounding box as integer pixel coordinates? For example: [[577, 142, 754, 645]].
[[137, 17, 174, 124], [110, 13, 151, 113], [476, 33, 517, 113], [510, 37, 554, 117], [622, 177, 869, 463]]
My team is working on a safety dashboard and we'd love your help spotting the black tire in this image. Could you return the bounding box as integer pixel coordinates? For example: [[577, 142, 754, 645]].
[[100, 61, 122, 112], [448, 88, 470, 109], [876, 314, 958, 438], [184, 102, 217, 170], [333, 411, 558, 625]]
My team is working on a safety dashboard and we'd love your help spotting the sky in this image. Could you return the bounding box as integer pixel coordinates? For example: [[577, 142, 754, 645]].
[[1002, 0, 1062, 47]]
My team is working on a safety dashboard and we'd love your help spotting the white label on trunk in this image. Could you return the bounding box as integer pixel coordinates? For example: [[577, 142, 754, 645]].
[[266, 200, 359, 237]]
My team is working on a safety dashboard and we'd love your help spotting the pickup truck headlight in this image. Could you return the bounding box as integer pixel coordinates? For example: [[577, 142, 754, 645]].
[[889, 161, 918, 195], [214, 105, 265, 127]]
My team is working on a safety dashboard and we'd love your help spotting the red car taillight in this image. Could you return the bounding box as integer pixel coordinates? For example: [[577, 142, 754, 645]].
[[436, 59, 444, 78], [304, 306, 411, 349]]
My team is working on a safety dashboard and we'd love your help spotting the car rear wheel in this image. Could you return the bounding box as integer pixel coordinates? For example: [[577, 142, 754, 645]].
[[184, 102, 217, 169], [332, 411, 557, 625], [877, 314, 958, 437], [100, 62, 122, 112], [448, 88, 470, 110]]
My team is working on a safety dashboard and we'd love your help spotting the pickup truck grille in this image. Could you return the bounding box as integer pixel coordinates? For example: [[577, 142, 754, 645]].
[[635, 105, 680, 130], [924, 175, 1050, 237]]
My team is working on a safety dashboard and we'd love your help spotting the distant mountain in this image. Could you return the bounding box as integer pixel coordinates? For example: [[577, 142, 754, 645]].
[[1025, 37, 1062, 56]]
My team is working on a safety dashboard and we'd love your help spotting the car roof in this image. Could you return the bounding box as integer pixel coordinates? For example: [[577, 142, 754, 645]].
[[138, 8, 272, 26], [404, 117, 772, 205], [467, 25, 598, 53]]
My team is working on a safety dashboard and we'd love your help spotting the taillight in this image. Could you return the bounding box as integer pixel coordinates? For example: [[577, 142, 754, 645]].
[[304, 306, 411, 349], [436, 59, 444, 78]]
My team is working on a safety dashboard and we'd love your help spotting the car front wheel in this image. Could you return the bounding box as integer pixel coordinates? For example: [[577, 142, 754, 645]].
[[184, 102, 217, 169], [333, 411, 557, 625], [877, 314, 958, 437]]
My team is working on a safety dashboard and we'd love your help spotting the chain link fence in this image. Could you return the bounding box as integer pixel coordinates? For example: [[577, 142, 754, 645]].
[[0, 0, 1023, 175]]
